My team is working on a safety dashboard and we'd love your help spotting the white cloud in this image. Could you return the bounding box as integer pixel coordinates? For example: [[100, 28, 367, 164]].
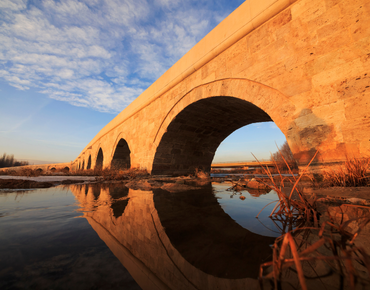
[[0, 0, 27, 11], [0, 0, 240, 113]]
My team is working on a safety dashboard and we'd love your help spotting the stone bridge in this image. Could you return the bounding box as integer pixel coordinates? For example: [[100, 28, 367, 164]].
[[72, 0, 370, 175]]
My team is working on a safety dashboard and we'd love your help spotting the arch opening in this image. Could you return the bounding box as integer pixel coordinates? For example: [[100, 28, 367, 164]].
[[82, 160, 85, 170], [95, 148, 104, 170], [111, 139, 131, 170], [213, 122, 288, 163], [152, 96, 273, 175], [86, 155, 91, 169]]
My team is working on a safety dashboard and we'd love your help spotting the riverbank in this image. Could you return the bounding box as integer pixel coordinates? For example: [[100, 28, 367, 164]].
[[1, 174, 369, 202], [0, 175, 97, 189]]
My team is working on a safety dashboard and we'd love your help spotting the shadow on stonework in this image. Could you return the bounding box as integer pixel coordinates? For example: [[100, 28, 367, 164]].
[[287, 108, 344, 175]]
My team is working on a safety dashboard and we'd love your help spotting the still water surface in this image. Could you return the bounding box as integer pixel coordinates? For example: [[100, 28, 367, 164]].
[[0, 182, 279, 290]]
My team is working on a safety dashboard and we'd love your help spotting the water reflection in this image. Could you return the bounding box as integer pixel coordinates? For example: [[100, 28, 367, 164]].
[[0, 187, 141, 290], [153, 185, 275, 279], [71, 182, 276, 290]]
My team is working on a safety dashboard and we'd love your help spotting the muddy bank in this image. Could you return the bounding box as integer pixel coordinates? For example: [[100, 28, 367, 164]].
[[0, 175, 97, 189], [0, 175, 369, 203], [0, 179, 54, 189], [304, 186, 370, 201]]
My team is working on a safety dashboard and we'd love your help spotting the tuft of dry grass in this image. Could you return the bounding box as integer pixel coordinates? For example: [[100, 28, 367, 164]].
[[323, 157, 370, 187], [254, 150, 319, 227]]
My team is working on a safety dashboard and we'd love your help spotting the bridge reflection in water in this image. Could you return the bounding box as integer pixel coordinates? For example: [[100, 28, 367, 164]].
[[70, 183, 275, 290]]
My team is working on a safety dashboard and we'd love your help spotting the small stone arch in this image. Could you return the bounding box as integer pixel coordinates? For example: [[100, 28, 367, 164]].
[[86, 155, 91, 169], [95, 148, 104, 170], [63, 167, 70, 172], [82, 160, 85, 170], [111, 138, 131, 170]]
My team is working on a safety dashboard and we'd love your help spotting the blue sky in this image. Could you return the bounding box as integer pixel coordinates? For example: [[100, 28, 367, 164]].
[[0, 0, 287, 164]]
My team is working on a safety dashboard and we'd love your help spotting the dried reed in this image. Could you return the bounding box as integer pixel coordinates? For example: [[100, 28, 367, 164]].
[[323, 157, 370, 187], [256, 151, 370, 289]]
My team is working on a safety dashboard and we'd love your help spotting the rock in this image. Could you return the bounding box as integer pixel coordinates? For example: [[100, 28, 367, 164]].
[[196, 171, 210, 179], [327, 205, 370, 235], [347, 198, 368, 205], [246, 180, 269, 190], [161, 183, 200, 193], [125, 180, 161, 190]]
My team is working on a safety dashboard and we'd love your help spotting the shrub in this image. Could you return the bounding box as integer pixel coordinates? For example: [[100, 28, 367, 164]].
[[0, 153, 29, 168], [270, 141, 298, 172]]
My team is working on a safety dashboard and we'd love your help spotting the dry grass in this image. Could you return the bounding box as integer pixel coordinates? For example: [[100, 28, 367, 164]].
[[323, 157, 370, 187], [98, 168, 149, 180], [255, 152, 370, 289], [259, 223, 370, 290], [0, 167, 149, 180], [254, 151, 319, 226], [0, 168, 43, 177]]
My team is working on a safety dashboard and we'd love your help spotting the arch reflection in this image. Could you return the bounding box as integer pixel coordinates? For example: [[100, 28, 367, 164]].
[[70, 183, 272, 290], [153, 184, 275, 279]]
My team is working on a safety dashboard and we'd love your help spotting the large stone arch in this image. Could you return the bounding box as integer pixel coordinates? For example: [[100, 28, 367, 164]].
[[152, 79, 296, 175], [110, 135, 131, 170]]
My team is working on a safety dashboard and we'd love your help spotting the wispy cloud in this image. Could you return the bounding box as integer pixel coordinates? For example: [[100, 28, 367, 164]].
[[1, 98, 51, 133], [0, 0, 237, 113]]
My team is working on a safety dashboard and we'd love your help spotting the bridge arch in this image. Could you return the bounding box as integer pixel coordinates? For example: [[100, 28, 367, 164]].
[[152, 79, 296, 175], [95, 148, 104, 170], [111, 136, 131, 170], [86, 154, 91, 169]]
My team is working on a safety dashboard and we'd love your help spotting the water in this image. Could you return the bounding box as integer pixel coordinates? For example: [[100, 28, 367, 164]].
[[0, 182, 280, 290], [213, 183, 282, 237], [0, 187, 141, 290]]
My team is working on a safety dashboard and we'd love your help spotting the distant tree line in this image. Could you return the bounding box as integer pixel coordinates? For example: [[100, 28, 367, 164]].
[[270, 141, 298, 171], [0, 153, 29, 168]]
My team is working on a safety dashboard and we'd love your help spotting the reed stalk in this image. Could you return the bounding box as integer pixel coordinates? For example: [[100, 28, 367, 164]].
[[256, 151, 370, 289]]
